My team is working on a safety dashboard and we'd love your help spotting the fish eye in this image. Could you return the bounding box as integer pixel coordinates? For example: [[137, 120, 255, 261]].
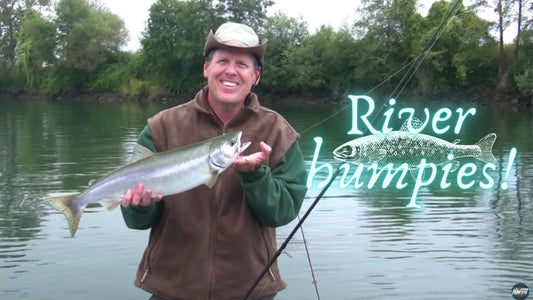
[[338, 145, 352, 156]]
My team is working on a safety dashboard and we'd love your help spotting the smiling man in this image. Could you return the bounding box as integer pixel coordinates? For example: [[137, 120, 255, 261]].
[[120, 22, 308, 300]]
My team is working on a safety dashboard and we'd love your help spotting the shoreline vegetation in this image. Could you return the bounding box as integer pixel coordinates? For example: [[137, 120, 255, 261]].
[[1, 0, 532, 108], [1, 88, 530, 108]]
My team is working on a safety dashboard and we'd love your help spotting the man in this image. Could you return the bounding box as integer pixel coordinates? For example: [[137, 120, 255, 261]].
[[121, 22, 308, 300]]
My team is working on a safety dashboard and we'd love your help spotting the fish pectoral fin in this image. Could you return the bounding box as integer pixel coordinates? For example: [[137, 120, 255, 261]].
[[99, 199, 121, 211], [204, 172, 219, 188], [449, 160, 460, 172], [364, 149, 387, 164]]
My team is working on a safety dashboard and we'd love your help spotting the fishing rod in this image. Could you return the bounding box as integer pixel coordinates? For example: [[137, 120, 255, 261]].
[[243, 1, 462, 298], [242, 166, 342, 300]]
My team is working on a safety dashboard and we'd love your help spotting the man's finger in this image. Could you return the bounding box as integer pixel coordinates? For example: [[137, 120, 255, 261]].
[[142, 189, 153, 206], [131, 183, 144, 206], [122, 188, 133, 207]]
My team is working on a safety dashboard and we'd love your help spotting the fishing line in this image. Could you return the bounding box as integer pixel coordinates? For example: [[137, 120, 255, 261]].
[[244, 1, 463, 298], [242, 167, 342, 300], [299, 61, 413, 136], [299, 0, 462, 137], [297, 214, 321, 299], [388, 0, 462, 100]]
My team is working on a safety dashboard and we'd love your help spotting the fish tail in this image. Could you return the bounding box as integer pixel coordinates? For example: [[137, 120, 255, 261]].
[[475, 133, 498, 165], [49, 194, 84, 237]]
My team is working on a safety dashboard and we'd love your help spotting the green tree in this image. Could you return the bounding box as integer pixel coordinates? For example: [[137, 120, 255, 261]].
[[0, 0, 51, 88], [470, 0, 522, 90], [259, 12, 308, 93], [513, 29, 533, 97], [419, 1, 496, 95], [47, 0, 127, 92], [353, 0, 425, 94], [15, 10, 55, 89], [139, 0, 221, 95], [212, 0, 273, 30], [282, 26, 359, 98]]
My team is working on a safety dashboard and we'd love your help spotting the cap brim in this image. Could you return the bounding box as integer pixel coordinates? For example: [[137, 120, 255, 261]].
[[204, 31, 267, 64]]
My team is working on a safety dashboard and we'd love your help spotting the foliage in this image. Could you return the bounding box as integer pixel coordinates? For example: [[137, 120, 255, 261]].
[[513, 29, 533, 95], [259, 12, 309, 92], [418, 1, 497, 95], [212, 0, 273, 30], [0, 0, 51, 89], [139, 0, 221, 95], [353, 0, 425, 93], [15, 9, 55, 89], [1, 0, 532, 102], [50, 0, 127, 92], [281, 26, 359, 98]]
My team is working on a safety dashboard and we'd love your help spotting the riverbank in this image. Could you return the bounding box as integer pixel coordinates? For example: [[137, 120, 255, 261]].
[[1, 88, 531, 107]]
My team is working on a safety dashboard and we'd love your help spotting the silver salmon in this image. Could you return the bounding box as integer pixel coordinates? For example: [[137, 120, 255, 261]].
[[333, 119, 497, 169], [49, 131, 251, 237]]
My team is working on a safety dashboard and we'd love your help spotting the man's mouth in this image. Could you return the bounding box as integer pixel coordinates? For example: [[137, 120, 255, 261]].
[[222, 80, 238, 87]]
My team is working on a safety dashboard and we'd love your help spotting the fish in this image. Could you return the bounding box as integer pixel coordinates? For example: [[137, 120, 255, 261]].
[[49, 131, 251, 237], [333, 119, 498, 171]]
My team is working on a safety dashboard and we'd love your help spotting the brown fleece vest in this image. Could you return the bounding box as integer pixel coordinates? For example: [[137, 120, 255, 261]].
[[133, 87, 298, 300]]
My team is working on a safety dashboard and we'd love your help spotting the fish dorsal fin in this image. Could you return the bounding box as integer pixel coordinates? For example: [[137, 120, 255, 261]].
[[130, 144, 154, 162], [400, 118, 423, 132], [88, 179, 97, 186], [204, 171, 219, 188], [452, 139, 461, 145]]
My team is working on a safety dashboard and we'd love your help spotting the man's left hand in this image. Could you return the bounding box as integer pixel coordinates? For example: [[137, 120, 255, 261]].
[[233, 141, 271, 173]]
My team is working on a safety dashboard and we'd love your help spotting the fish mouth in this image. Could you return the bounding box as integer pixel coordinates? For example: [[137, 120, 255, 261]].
[[239, 141, 251, 154]]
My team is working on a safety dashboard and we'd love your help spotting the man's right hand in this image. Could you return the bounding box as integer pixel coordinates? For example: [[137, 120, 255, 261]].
[[121, 183, 163, 207]]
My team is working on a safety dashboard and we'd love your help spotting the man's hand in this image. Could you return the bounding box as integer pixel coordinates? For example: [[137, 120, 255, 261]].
[[233, 141, 271, 173], [121, 183, 163, 207]]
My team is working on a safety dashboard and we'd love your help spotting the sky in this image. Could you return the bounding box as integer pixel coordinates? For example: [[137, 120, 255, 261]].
[[99, 0, 509, 52]]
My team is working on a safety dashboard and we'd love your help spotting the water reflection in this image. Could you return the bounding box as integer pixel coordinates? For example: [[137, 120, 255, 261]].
[[0, 99, 162, 271], [0, 97, 532, 299]]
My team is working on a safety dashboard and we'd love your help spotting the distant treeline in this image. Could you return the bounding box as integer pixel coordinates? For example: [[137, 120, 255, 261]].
[[1, 0, 532, 103]]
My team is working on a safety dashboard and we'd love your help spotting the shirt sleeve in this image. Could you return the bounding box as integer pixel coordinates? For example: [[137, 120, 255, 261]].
[[120, 125, 164, 229], [240, 141, 308, 227]]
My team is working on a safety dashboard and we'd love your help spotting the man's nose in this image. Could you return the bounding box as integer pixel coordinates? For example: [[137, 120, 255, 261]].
[[224, 62, 238, 75]]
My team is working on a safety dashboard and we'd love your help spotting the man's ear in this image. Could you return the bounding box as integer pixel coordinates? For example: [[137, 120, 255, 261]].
[[203, 59, 209, 78], [253, 70, 261, 86]]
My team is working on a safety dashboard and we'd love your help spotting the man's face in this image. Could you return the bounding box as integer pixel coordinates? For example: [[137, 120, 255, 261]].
[[203, 48, 260, 107]]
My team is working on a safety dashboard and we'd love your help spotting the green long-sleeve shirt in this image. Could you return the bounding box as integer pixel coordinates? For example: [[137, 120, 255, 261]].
[[121, 125, 308, 229]]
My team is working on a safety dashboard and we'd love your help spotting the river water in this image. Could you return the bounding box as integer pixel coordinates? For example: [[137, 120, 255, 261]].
[[0, 96, 531, 299]]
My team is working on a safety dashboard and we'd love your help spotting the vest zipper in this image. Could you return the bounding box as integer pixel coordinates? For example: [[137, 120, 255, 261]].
[[268, 268, 276, 281], [141, 266, 150, 283]]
